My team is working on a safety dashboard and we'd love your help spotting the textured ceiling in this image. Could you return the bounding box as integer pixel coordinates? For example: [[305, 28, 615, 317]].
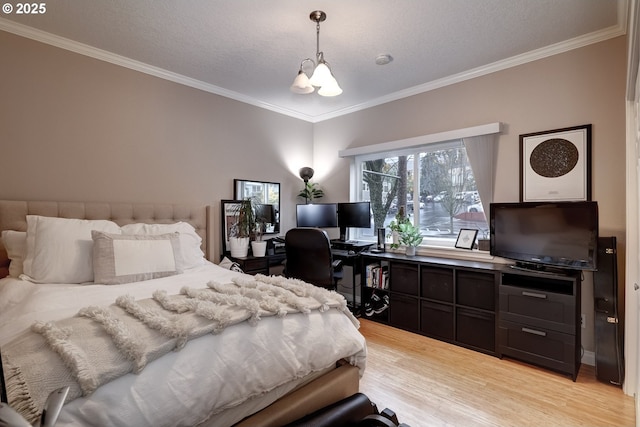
[[0, 0, 626, 122]]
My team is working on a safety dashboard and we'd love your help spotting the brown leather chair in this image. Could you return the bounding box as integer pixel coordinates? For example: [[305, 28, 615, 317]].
[[284, 227, 343, 289]]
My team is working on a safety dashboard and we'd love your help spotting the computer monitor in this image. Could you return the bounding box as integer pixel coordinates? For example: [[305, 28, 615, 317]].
[[296, 203, 338, 228], [337, 201, 371, 241], [255, 204, 276, 233], [255, 204, 274, 224]]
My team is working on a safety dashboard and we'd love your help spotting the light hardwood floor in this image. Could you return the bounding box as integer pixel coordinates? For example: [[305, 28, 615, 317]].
[[357, 319, 635, 427]]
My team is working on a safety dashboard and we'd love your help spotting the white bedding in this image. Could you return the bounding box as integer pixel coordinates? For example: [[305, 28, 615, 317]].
[[0, 262, 367, 427]]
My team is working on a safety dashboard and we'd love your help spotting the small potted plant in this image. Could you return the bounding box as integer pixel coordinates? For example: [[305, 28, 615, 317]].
[[397, 222, 424, 256], [251, 210, 268, 257], [388, 206, 410, 249], [229, 198, 256, 258], [298, 181, 324, 204]]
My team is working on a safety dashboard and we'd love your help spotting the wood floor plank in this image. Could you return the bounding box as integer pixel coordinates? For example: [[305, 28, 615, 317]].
[[357, 319, 635, 427]]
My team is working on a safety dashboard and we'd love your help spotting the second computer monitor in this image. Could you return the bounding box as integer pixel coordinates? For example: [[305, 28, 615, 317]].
[[337, 201, 371, 241], [296, 203, 338, 228]]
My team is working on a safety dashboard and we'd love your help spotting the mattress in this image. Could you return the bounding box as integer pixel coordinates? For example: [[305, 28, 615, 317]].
[[0, 262, 367, 426]]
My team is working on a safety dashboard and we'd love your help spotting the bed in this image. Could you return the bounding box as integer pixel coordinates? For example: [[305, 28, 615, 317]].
[[0, 200, 366, 427]]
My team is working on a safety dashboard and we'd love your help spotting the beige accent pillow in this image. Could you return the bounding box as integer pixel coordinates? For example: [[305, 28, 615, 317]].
[[121, 222, 205, 269], [22, 215, 121, 284], [92, 230, 184, 285]]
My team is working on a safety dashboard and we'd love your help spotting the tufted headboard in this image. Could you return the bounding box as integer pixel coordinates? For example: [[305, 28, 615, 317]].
[[0, 200, 210, 279]]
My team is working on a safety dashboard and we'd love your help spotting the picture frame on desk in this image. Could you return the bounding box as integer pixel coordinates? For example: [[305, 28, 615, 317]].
[[220, 199, 242, 256], [455, 228, 478, 250]]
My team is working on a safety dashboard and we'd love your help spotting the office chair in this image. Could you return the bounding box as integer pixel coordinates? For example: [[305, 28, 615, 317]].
[[284, 228, 343, 290]]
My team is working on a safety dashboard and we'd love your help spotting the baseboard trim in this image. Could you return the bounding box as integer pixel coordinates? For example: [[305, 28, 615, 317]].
[[582, 350, 595, 366]]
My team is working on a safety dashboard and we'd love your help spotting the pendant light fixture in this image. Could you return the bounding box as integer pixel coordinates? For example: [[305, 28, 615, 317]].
[[290, 10, 342, 97]]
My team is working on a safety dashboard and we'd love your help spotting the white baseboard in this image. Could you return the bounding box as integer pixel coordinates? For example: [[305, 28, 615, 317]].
[[582, 350, 595, 366], [636, 392, 640, 427]]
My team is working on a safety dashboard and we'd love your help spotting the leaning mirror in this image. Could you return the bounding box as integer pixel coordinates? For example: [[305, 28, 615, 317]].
[[234, 179, 280, 234]]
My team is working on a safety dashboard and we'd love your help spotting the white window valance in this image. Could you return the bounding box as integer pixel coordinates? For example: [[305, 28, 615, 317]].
[[340, 122, 502, 209], [338, 122, 503, 158]]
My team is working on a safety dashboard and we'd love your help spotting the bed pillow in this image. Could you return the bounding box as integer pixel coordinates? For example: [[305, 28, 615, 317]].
[[92, 231, 184, 285], [22, 216, 121, 284], [1, 230, 27, 278], [121, 222, 206, 269]]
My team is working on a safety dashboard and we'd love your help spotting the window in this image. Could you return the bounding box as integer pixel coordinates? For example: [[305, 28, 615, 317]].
[[339, 123, 500, 248], [351, 140, 489, 247]]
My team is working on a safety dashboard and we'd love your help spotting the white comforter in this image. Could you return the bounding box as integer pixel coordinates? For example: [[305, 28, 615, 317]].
[[0, 262, 367, 427]]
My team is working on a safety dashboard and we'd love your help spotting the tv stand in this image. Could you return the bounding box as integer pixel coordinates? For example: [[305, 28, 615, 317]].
[[499, 268, 582, 380], [510, 263, 578, 277]]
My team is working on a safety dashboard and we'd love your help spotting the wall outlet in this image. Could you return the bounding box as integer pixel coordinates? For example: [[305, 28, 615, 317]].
[[581, 313, 586, 329]]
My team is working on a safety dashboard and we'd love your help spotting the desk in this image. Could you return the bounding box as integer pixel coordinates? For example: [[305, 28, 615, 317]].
[[331, 245, 372, 316], [234, 243, 369, 314]]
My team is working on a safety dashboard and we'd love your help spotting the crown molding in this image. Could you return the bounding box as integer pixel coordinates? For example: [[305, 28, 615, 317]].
[[0, 16, 627, 124], [0, 18, 315, 121], [313, 22, 628, 123]]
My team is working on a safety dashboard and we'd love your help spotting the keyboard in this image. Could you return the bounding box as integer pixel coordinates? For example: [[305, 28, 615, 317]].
[[331, 249, 353, 257]]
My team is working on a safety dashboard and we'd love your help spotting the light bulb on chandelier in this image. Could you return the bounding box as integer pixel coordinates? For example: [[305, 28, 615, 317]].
[[290, 11, 342, 97]]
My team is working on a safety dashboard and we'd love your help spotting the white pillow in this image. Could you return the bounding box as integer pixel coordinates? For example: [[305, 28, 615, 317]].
[[22, 215, 121, 284], [121, 222, 205, 269], [1, 230, 27, 278], [92, 231, 183, 285]]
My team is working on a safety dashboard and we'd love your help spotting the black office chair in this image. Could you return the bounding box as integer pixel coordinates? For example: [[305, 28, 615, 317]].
[[284, 227, 343, 290]]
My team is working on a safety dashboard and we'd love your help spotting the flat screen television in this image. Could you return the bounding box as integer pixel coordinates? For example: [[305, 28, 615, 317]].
[[490, 201, 598, 271], [337, 201, 371, 241], [296, 203, 338, 228]]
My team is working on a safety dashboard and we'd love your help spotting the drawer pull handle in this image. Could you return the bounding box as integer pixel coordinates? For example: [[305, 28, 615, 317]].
[[522, 327, 547, 337], [522, 291, 547, 299]]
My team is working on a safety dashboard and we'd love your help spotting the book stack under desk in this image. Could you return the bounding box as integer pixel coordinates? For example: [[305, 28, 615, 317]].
[[365, 263, 389, 289]]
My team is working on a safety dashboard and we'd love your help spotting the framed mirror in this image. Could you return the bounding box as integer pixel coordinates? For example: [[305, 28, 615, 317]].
[[234, 179, 280, 234]]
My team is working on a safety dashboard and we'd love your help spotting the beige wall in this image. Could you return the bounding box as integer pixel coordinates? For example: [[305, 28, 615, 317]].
[[0, 31, 314, 261], [314, 36, 627, 354], [0, 30, 627, 354]]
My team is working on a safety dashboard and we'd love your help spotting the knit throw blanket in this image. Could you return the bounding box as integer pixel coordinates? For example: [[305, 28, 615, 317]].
[[1, 274, 355, 424]]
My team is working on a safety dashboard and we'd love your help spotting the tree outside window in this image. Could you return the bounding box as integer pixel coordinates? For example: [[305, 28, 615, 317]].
[[355, 143, 488, 246]]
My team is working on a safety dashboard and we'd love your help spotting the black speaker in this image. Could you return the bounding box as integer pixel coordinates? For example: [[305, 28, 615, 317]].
[[593, 236, 624, 386]]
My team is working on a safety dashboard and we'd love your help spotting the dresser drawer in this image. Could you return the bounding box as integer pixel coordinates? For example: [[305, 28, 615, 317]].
[[500, 285, 575, 333], [420, 300, 454, 341], [421, 266, 453, 302], [390, 262, 419, 296], [499, 320, 579, 379], [457, 270, 496, 310], [389, 293, 419, 331], [457, 307, 495, 354]]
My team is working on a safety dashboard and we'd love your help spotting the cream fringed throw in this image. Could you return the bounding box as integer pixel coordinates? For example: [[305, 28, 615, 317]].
[[2, 274, 356, 424]]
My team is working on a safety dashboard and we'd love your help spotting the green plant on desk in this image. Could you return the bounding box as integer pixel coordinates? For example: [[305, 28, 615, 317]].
[[387, 206, 411, 249], [397, 222, 423, 247]]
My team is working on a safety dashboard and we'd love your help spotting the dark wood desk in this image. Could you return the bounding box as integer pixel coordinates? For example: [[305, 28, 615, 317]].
[[230, 246, 368, 315], [227, 252, 286, 275], [331, 248, 371, 316]]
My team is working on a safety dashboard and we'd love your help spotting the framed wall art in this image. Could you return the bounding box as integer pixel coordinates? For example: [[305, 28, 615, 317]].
[[455, 229, 478, 250], [220, 199, 242, 257], [519, 124, 592, 202]]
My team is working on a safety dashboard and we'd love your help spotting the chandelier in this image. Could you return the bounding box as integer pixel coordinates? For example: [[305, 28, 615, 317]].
[[290, 10, 343, 97]]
